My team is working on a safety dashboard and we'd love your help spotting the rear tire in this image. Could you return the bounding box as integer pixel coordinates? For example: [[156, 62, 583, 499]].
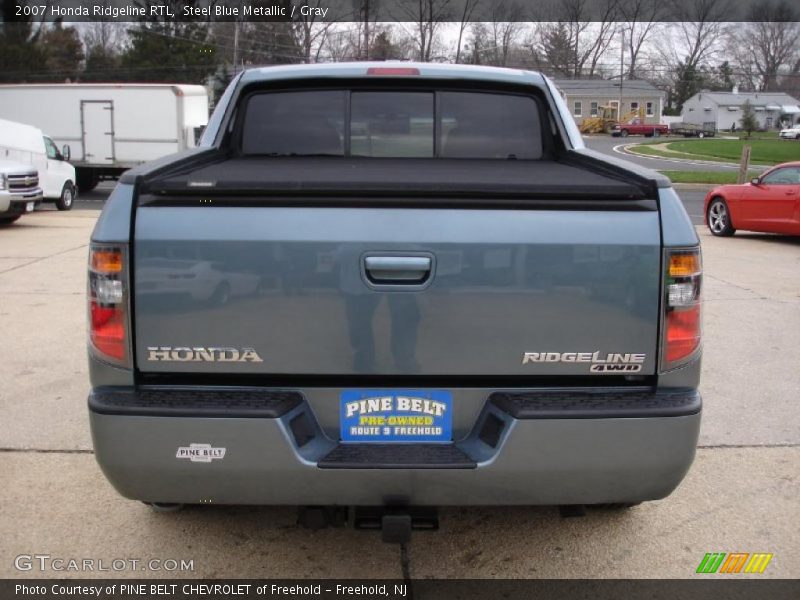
[[707, 198, 736, 236], [653, 129, 661, 138], [56, 183, 75, 211], [0, 216, 21, 225], [76, 170, 98, 193]]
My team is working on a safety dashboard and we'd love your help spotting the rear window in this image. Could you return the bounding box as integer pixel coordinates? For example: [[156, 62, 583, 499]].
[[241, 90, 543, 159], [241, 91, 346, 156]]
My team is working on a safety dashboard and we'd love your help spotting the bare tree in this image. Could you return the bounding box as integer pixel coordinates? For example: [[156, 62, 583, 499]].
[[656, 0, 731, 108], [292, 0, 340, 63], [454, 0, 480, 63], [734, 1, 800, 91], [534, 0, 620, 78], [487, 1, 524, 67], [618, 0, 662, 79], [398, 0, 452, 62]]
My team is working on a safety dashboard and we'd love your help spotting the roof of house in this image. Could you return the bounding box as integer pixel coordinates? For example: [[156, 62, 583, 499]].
[[553, 78, 664, 98], [691, 91, 800, 109]]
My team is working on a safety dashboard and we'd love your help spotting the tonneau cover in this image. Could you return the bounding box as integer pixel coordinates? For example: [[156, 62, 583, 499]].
[[148, 157, 648, 200]]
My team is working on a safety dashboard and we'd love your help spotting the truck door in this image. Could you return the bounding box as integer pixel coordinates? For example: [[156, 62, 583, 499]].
[[81, 101, 114, 165]]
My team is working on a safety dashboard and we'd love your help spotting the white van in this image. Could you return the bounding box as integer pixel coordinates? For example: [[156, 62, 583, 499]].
[[0, 118, 76, 210]]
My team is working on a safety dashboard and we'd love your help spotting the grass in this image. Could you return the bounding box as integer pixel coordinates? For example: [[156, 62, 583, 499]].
[[665, 139, 799, 164], [626, 138, 799, 165], [658, 170, 759, 184]]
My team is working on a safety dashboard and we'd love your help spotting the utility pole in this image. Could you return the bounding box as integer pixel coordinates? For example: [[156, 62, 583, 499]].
[[618, 26, 624, 121], [233, 19, 240, 75]]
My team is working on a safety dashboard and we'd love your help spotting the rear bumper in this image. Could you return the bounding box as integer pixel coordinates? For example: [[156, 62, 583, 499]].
[[89, 387, 700, 506]]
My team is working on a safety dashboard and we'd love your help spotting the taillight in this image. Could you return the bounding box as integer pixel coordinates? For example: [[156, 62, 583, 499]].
[[88, 245, 129, 365], [662, 248, 702, 368]]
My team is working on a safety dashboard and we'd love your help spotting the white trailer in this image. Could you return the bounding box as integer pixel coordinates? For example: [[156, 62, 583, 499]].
[[0, 84, 208, 191]]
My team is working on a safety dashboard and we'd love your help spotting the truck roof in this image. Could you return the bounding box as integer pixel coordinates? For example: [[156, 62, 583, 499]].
[[240, 61, 547, 87]]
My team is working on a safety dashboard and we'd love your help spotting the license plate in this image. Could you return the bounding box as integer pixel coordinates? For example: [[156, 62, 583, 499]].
[[340, 389, 452, 443], [26, 202, 34, 212]]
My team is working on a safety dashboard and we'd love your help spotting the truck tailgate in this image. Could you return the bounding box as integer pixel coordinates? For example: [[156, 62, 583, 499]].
[[133, 205, 661, 376]]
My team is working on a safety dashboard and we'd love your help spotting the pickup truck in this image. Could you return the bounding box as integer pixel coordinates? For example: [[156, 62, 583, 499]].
[[87, 63, 702, 539], [611, 118, 670, 138]]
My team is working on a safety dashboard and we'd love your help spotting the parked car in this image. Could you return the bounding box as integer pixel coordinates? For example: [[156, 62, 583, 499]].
[[705, 161, 800, 236], [88, 63, 703, 541], [611, 118, 670, 138], [0, 118, 76, 210], [778, 125, 800, 140], [0, 159, 42, 224]]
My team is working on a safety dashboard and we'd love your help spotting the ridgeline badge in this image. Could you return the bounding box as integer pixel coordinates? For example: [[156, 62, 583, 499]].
[[522, 351, 646, 373]]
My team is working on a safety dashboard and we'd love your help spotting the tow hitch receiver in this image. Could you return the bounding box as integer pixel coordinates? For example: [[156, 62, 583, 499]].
[[354, 507, 439, 544]]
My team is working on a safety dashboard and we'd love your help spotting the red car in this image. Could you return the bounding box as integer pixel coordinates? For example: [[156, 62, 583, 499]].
[[704, 161, 800, 236]]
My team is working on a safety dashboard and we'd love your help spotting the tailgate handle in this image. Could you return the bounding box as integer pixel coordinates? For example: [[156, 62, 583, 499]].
[[364, 256, 432, 283]]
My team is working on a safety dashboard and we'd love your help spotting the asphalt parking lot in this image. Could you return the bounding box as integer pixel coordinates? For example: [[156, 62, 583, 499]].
[[0, 201, 798, 580]]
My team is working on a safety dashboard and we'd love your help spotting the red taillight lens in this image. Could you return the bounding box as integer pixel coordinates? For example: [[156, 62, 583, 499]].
[[88, 246, 128, 365], [90, 300, 126, 360], [662, 248, 702, 368], [666, 303, 701, 362]]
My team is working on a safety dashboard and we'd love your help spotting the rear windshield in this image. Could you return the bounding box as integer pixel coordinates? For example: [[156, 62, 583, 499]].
[[240, 90, 543, 159]]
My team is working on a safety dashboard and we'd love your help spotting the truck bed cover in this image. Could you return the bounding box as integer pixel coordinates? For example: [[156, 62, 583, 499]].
[[146, 157, 650, 201]]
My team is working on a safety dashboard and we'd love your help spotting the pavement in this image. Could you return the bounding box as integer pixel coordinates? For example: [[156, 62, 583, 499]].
[[0, 205, 798, 580], [583, 136, 769, 173]]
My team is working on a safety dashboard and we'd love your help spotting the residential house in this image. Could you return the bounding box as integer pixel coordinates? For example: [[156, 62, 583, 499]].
[[681, 90, 800, 131], [553, 78, 665, 126]]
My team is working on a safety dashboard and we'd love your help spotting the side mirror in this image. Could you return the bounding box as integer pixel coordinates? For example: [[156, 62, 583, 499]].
[[750, 177, 760, 185], [61, 144, 71, 162]]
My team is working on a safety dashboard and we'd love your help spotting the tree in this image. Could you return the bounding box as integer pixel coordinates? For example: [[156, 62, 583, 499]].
[[454, 0, 480, 63], [534, 0, 620, 78], [0, 0, 46, 82], [292, 0, 338, 64], [370, 31, 402, 60], [121, 1, 220, 83], [399, 0, 452, 62], [81, 21, 126, 82], [735, 1, 800, 91], [619, 0, 662, 79], [658, 0, 731, 110], [740, 100, 758, 138], [39, 21, 85, 82]]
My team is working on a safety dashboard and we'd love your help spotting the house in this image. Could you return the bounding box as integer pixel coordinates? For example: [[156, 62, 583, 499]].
[[681, 91, 800, 131], [553, 78, 665, 126]]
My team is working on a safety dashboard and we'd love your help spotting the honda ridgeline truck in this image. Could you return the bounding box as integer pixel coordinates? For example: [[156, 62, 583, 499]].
[[87, 63, 702, 537]]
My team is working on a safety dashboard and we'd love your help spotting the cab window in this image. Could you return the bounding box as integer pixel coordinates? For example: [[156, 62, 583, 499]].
[[44, 137, 58, 159]]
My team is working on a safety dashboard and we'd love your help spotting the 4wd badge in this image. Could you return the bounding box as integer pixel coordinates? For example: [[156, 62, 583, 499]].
[[176, 443, 226, 463]]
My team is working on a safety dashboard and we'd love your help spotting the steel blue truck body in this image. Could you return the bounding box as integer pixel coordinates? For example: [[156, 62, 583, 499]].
[[88, 63, 702, 510]]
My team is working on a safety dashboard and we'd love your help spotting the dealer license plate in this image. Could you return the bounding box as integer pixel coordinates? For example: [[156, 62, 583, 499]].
[[340, 389, 452, 443]]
